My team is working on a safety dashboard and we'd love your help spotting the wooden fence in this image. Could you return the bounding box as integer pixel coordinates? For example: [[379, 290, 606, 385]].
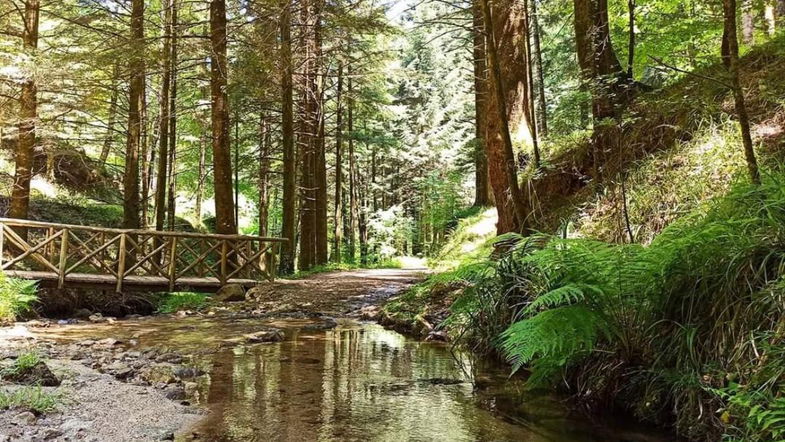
[[0, 218, 286, 292]]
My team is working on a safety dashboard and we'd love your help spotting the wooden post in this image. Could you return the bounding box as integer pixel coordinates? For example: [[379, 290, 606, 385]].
[[168, 236, 178, 291], [116, 233, 127, 292], [220, 239, 228, 284], [58, 229, 69, 288]]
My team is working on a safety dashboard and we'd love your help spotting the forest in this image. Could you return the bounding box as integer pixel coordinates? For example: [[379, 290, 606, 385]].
[[1, 0, 785, 440]]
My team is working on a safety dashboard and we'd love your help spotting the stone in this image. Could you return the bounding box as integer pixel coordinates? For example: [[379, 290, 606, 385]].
[[96, 338, 121, 347], [140, 365, 176, 384], [13, 411, 36, 425], [183, 382, 199, 398], [245, 329, 284, 343], [215, 284, 246, 302], [42, 428, 63, 440], [425, 330, 449, 342], [173, 366, 204, 379], [3, 361, 61, 386], [88, 313, 105, 323], [73, 308, 92, 319], [155, 353, 183, 364], [164, 386, 186, 400]]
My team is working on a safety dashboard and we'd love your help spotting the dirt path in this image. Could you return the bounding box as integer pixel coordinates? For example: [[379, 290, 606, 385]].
[[246, 268, 427, 316]]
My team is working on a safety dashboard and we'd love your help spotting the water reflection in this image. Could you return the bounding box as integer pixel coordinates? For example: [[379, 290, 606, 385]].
[[188, 323, 655, 442]]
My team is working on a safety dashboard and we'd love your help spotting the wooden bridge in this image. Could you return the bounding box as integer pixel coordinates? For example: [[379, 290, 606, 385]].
[[0, 218, 286, 292]]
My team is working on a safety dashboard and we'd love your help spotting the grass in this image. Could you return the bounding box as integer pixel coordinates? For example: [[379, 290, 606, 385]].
[[0, 386, 62, 414], [0, 351, 42, 379], [0, 272, 38, 324], [155, 292, 210, 314]]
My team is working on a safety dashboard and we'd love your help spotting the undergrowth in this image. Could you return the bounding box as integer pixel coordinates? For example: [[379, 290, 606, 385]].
[[155, 292, 210, 314], [450, 173, 785, 440], [0, 272, 38, 324]]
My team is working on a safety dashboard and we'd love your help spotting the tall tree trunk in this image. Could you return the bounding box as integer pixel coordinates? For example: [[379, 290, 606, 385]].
[[573, 0, 624, 185], [480, 0, 531, 234], [314, 7, 328, 265], [741, 0, 754, 45], [100, 66, 119, 164], [9, 0, 39, 231], [210, 0, 237, 234], [627, 0, 635, 78], [167, 0, 179, 231], [523, 0, 540, 167], [347, 68, 357, 262], [531, 0, 548, 138], [195, 134, 206, 228], [155, 0, 172, 232], [123, 0, 144, 230], [332, 62, 344, 263], [723, 0, 761, 185], [765, 1, 776, 36], [472, 0, 491, 207], [279, 0, 297, 273], [358, 169, 368, 265], [258, 113, 270, 236], [140, 84, 149, 229]]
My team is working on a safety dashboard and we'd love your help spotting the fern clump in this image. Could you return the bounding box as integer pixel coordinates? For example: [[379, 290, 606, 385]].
[[453, 174, 785, 440]]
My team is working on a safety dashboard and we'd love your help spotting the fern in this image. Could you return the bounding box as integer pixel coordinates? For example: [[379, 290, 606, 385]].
[[500, 305, 610, 373]]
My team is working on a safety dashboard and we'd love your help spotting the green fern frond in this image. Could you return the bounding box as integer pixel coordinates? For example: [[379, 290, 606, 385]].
[[500, 305, 610, 373]]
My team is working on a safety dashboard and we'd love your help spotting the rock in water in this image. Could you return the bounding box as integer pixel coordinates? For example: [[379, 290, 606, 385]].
[[245, 329, 284, 343], [215, 284, 246, 302]]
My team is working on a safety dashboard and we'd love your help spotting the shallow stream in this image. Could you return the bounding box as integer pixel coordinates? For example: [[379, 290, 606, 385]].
[[40, 315, 668, 441]]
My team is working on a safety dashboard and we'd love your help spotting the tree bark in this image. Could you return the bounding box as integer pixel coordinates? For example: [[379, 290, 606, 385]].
[[741, 0, 754, 45], [9, 0, 40, 230], [723, 0, 761, 185], [210, 0, 237, 234], [530, 0, 548, 138], [167, 0, 179, 231], [258, 113, 270, 236], [765, 1, 776, 36], [195, 134, 206, 228], [100, 66, 119, 164], [347, 68, 357, 262], [123, 0, 144, 230], [472, 0, 491, 207], [480, 0, 531, 234], [279, 0, 297, 273], [332, 62, 344, 262], [314, 6, 328, 265], [155, 0, 172, 233]]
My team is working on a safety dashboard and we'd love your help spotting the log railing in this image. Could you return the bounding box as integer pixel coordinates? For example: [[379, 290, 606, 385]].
[[0, 218, 287, 292]]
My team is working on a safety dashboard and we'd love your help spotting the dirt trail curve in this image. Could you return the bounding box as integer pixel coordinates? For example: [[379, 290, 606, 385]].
[[248, 268, 427, 316]]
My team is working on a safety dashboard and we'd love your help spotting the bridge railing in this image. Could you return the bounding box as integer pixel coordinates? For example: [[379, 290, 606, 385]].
[[0, 218, 287, 292]]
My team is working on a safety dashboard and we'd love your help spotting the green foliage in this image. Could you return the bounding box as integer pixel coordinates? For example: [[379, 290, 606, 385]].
[[448, 173, 785, 439], [0, 272, 38, 323], [155, 292, 209, 314], [0, 386, 62, 414], [0, 351, 42, 378]]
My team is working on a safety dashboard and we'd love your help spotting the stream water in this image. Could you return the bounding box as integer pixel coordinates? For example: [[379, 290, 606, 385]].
[[40, 315, 669, 441]]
